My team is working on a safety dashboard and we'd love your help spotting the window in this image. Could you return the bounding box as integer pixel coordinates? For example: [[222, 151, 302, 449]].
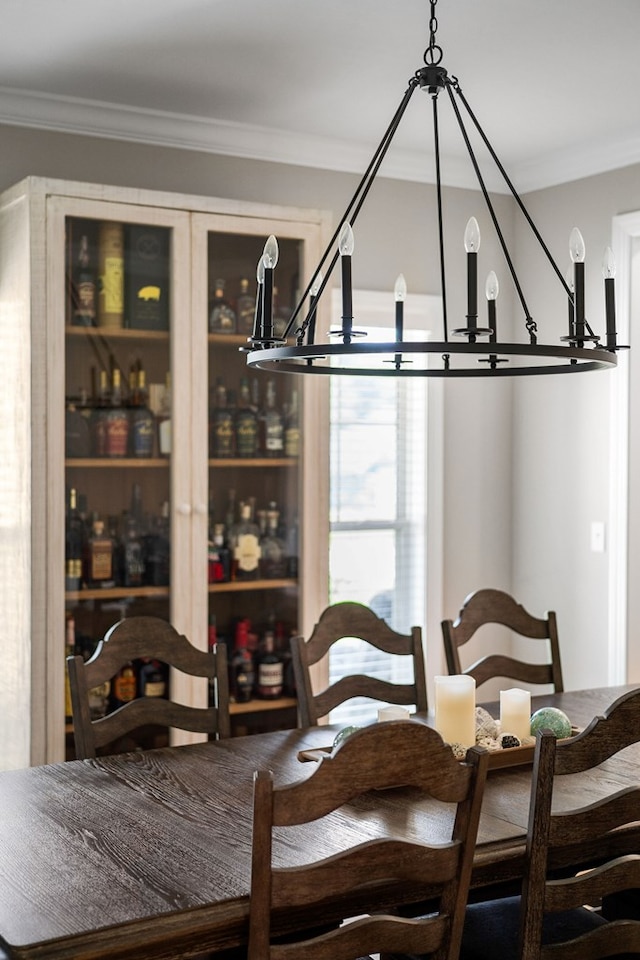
[[328, 289, 440, 725]]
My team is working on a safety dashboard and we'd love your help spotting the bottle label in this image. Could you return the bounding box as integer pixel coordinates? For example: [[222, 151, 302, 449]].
[[90, 542, 113, 581], [102, 256, 124, 314], [236, 415, 258, 457], [75, 280, 96, 324], [113, 672, 136, 703], [265, 424, 284, 453], [213, 414, 234, 457], [131, 415, 155, 457], [235, 534, 261, 573], [285, 427, 300, 457], [258, 661, 284, 697], [105, 413, 129, 457], [142, 680, 166, 698]]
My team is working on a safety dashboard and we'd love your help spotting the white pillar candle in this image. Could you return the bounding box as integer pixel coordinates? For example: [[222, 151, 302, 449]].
[[434, 675, 476, 747], [378, 705, 411, 722], [500, 688, 531, 740]]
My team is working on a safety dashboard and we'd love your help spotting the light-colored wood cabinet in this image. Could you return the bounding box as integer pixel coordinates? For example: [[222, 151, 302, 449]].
[[0, 176, 330, 769]]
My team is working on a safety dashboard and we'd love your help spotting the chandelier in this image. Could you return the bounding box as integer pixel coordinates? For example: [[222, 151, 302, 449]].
[[245, 1, 626, 378]]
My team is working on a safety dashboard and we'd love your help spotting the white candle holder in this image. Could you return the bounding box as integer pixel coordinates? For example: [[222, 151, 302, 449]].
[[434, 675, 476, 747], [499, 688, 531, 740], [377, 705, 411, 722]]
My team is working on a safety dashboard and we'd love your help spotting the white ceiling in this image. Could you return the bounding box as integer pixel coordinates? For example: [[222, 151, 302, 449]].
[[1, 0, 640, 193]]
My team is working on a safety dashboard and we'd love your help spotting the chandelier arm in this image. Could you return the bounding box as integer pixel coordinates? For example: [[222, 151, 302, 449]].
[[432, 88, 449, 341], [452, 80, 597, 340], [445, 81, 536, 340], [282, 79, 420, 342]]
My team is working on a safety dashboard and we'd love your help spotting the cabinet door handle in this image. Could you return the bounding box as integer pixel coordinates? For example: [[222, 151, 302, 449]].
[[177, 503, 192, 516]]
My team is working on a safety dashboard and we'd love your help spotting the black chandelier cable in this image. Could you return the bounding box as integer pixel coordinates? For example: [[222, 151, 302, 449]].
[[245, 0, 626, 377]]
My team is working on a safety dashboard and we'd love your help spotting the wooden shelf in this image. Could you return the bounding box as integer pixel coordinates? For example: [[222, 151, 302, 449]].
[[209, 579, 297, 593], [209, 457, 298, 468], [66, 326, 169, 341], [229, 697, 297, 716], [66, 458, 169, 468], [208, 333, 252, 347], [65, 585, 170, 601]]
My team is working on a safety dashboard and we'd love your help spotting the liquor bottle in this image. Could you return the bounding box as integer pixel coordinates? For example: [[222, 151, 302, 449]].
[[144, 500, 171, 587], [230, 502, 262, 581], [284, 388, 300, 457], [260, 506, 287, 579], [84, 519, 115, 588], [104, 368, 130, 458], [157, 371, 171, 457], [130, 367, 155, 458], [263, 378, 284, 457], [138, 659, 168, 698], [90, 368, 110, 457], [235, 377, 259, 457], [209, 278, 237, 334], [256, 629, 284, 699], [211, 378, 235, 457], [120, 512, 146, 587], [125, 224, 170, 331], [109, 662, 137, 711], [230, 619, 255, 702], [64, 613, 76, 722], [97, 221, 124, 329], [72, 230, 97, 327], [236, 277, 256, 335], [208, 523, 231, 583], [65, 488, 85, 591]]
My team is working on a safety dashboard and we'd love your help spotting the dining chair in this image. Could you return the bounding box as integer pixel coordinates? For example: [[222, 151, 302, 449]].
[[458, 685, 640, 960], [290, 601, 428, 727], [441, 588, 563, 692], [67, 615, 230, 759], [248, 719, 489, 960]]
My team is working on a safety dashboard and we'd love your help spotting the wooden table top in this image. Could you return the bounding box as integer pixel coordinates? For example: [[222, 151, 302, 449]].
[[1, 684, 638, 960]]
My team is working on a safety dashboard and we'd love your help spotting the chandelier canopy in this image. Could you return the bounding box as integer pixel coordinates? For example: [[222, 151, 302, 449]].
[[245, 0, 626, 378]]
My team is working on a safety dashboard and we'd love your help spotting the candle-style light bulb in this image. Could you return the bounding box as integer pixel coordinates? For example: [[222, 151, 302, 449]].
[[569, 227, 585, 263], [262, 234, 279, 269], [464, 216, 481, 253], [485, 270, 498, 343], [306, 270, 323, 347], [603, 246, 617, 348], [603, 246, 616, 279], [569, 227, 586, 342], [256, 256, 265, 284], [338, 221, 355, 256], [394, 273, 407, 342], [338, 223, 354, 341]]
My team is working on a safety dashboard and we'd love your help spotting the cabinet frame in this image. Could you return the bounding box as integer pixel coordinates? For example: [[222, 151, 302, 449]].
[[0, 176, 331, 769]]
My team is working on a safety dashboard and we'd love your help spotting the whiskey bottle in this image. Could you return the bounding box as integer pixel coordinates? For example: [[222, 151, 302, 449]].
[[256, 629, 284, 699], [104, 368, 130, 458], [209, 278, 237, 334], [72, 230, 97, 327], [235, 377, 259, 457], [230, 619, 255, 702], [236, 277, 256, 335], [85, 519, 115, 588], [125, 224, 170, 331], [65, 487, 84, 591], [208, 523, 231, 583], [137, 659, 168, 698], [130, 367, 155, 458], [109, 662, 137, 711], [230, 502, 262, 580], [90, 368, 110, 457], [211, 378, 235, 457], [97, 221, 124, 329], [263, 378, 284, 457], [284, 388, 300, 458], [120, 512, 146, 587], [260, 505, 287, 579]]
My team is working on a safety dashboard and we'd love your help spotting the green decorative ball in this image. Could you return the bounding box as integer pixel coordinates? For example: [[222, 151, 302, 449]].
[[529, 707, 572, 739], [332, 725, 361, 749]]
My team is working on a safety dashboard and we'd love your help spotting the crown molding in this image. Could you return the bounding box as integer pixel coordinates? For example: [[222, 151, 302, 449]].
[[0, 86, 638, 195]]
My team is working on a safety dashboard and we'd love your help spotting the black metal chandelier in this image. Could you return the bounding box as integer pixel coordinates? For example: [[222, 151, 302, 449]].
[[245, 1, 626, 378]]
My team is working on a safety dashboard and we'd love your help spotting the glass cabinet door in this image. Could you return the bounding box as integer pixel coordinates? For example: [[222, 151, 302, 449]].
[[195, 220, 305, 731], [59, 201, 192, 758]]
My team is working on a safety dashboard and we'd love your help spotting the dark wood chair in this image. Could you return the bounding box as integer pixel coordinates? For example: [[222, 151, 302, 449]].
[[441, 588, 563, 692], [459, 686, 640, 960], [67, 615, 230, 759], [290, 601, 427, 727], [248, 719, 489, 960]]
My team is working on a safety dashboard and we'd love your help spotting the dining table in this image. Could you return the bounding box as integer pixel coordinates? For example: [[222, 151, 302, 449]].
[[1, 684, 639, 960]]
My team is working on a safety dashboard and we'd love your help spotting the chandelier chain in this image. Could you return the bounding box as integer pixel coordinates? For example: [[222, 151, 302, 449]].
[[424, 0, 443, 65]]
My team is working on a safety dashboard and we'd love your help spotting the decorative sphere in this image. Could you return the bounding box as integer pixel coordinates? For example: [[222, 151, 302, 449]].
[[529, 707, 572, 739], [332, 725, 361, 749]]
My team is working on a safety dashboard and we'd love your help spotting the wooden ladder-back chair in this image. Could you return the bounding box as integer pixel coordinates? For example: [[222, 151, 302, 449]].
[[67, 615, 230, 759], [441, 588, 563, 692], [291, 601, 428, 727], [248, 720, 489, 960], [459, 686, 640, 960]]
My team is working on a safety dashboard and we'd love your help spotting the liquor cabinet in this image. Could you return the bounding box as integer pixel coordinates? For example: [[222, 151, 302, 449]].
[[0, 177, 330, 769]]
